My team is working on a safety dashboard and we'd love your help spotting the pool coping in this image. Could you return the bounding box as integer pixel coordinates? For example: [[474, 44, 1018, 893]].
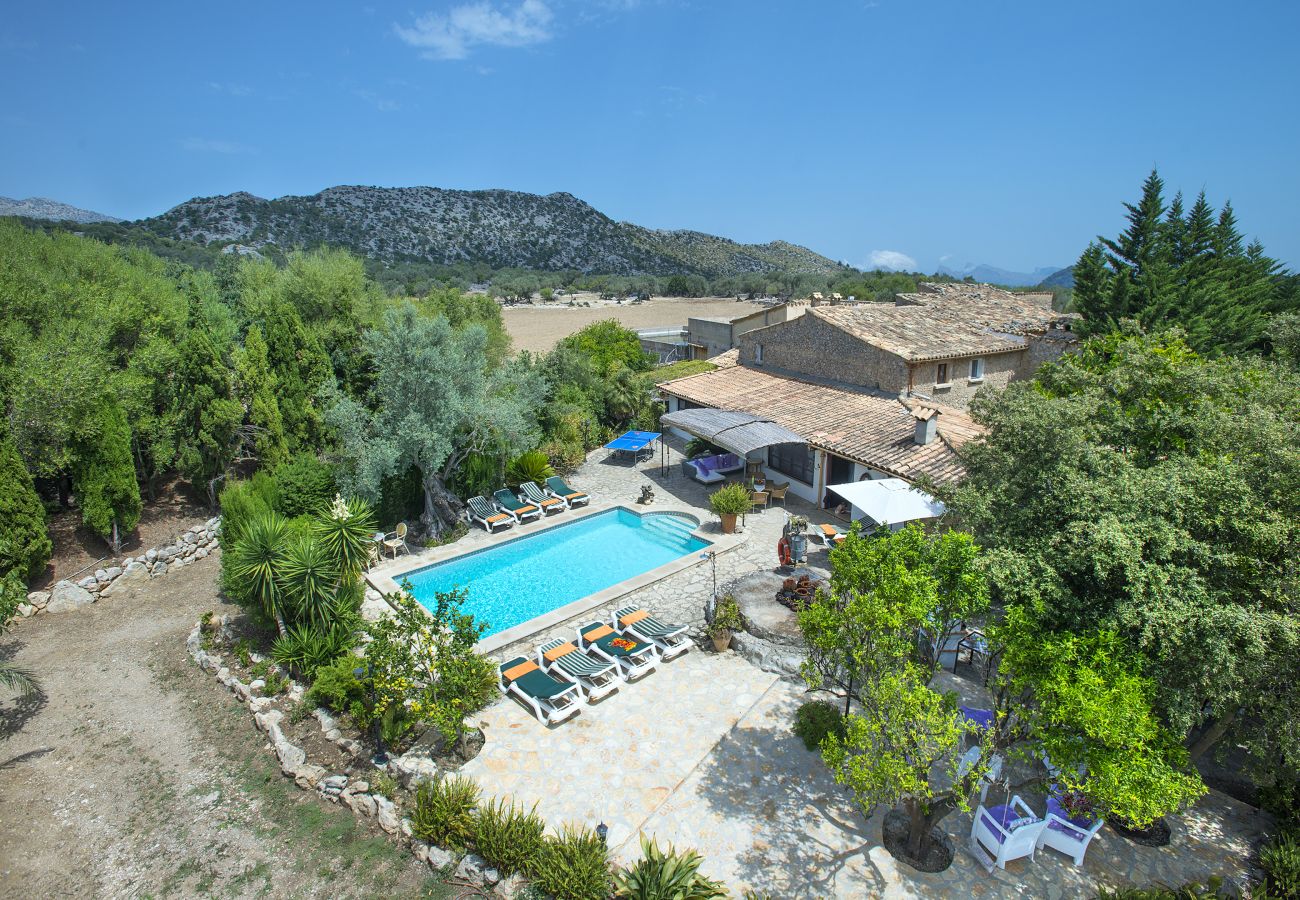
[[364, 501, 743, 655]]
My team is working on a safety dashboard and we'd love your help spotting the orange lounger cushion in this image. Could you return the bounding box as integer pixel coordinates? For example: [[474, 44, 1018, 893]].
[[487, 513, 510, 523], [543, 642, 578, 662], [620, 609, 650, 627], [820, 523, 839, 536], [503, 660, 540, 681], [583, 624, 615, 642]]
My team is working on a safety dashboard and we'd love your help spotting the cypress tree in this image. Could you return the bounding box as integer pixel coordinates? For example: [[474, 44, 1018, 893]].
[[173, 329, 244, 503], [73, 398, 142, 553], [234, 325, 289, 469], [0, 429, 52, 581]]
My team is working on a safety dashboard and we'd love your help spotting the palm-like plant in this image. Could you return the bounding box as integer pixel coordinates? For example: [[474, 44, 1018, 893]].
[[603, 366, 644, 426], [613, 837, 727, 899], [226, 511, 293, 636], [506, 450, 555, 489], [311, 494, 377, 580], [275, 535, 340, 631]]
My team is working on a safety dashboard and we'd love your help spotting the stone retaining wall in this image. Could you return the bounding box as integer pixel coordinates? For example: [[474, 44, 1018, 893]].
[[19, 516, 222, 619]]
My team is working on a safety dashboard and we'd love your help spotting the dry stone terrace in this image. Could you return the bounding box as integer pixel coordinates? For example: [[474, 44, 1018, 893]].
[[370, 435, 1266, 897]]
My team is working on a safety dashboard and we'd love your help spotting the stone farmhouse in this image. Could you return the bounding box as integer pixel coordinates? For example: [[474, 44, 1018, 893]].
[[657, 283, 1075, 510]]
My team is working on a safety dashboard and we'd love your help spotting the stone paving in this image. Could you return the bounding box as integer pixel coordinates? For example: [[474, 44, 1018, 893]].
[[390, 437, 1268, 896]]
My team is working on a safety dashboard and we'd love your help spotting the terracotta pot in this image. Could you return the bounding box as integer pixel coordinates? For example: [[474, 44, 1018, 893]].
[[711, 630, 732, 652], [720, 513, 738, 534], [783, 578, 797, 592]]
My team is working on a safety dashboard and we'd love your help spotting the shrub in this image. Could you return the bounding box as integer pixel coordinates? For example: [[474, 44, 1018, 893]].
[[613, 837, 727, 899], [709, 483, 751, 517], [272, 454, 337, 518], [1262, 831, 1300, 898], [793, 700, 847, 751], [706, 595, 742, 639], [303, 654, 369, 723], [410, 775, 480, 850], [71, 399, 141, 549], [534, 825, 611, 900], [541, 439, 587, 473], [473, 797, 546, 878], [0, 432, 52, 581], [370, 771, 399, 801], [506, 450, 555, 489], [272, 623, 357, 679], [1093, 879, 1227, 899], [262, 669, 289, 697], [217, 474, 277, 547]]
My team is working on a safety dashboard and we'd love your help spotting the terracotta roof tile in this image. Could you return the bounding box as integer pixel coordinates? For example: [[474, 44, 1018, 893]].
[[658, 365, 978, 484]]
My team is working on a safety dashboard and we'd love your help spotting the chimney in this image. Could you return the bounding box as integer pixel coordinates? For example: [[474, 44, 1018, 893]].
[[913, 407, 939, 445]]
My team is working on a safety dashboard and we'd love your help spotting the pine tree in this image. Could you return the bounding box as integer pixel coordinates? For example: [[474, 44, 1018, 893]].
[[73, 398, 142, 553], [0, 429, 52, 581], [234, 325, 289, 469]]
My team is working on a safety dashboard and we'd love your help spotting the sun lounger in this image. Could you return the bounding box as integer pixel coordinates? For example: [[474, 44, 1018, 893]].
[[815, 522, 847, 546], [520, 481, 566, 514], [493, 488, 541, 523], [545, 476, 589, 508], [612, 605, 690, 660], [497, 657, 581, 725], [537, 639, 620, 701], [468, 495, 513, 532], [576, 622, 657, 681]]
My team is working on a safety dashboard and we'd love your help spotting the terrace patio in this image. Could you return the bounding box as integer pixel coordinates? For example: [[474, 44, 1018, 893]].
[[377, 435, 1267, 896]]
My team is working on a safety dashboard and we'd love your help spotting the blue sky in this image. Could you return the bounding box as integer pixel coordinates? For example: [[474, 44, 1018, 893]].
[[3, 1, 1298, 272]]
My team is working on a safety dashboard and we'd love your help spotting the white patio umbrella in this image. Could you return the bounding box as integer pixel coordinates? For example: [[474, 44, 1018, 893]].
[[825, 478, 946, 526]]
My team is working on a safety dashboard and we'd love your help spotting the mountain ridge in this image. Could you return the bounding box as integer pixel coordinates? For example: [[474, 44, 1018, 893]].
[[0, 196, 122, 224], [937, 261, 1062, 287], [136, 185, 846, 278]]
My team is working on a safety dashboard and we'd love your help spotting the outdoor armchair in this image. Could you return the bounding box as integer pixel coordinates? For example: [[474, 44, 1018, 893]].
[[381, 522, 410, 558], [1036, 794, 1105, 866], [969, 795, 1047, 872]]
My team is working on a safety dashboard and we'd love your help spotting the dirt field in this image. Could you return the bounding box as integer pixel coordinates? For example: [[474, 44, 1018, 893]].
[[502, 294, 767, 353], [0, 555, 448, 900]]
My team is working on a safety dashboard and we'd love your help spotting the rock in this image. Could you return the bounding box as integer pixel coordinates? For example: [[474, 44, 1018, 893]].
[[145, 548, 158, 562], [195, 547, 209, 559], [101, 564, 151, 598], [27, 590, 50, 609], [249, 678, 266, 694], [104, 566, 123, 581], [390, 753, 439, 789], [78, 576, 98, 589], [248, 697, 271, 713], [188, 523, 203, 534], [411, 840, 430, 863], [321, 774, 348, 792], [313, 708, 340, 731], [347, 792, 377, 818], [254, 709, 284, 734], [731, 631, 805, 681], [399, 818, 413, 839], [294, 764, 328, 789], [182, 532, 199, 545], [376, 796, 400, 833], [152, 562, 168, 576], [204, 539, 218, 551], [455, 853, 491, 884], [483, 867, 501, 887], [426, 844, 457, 871], [94, 569, 109, 582], [216, 667, 232, 684], [17, 603, 34, 617], [207, 516, 221, 529], [348, 780, 370, 795], [495, 873, 527, 897], [324, 728, 343, 742], [124, 561, 147, 574], [275, 738, 307, 775], [46, 580, 95, 614], [287, 682, 304, 702], [173, 557, 188, 569]]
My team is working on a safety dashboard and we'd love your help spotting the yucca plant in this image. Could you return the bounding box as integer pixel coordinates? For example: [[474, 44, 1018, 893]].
[[472, 796, 546, 878], [310, 494, 376, 579], [411, 775, 481, 850], [275, 535, 340, 631], [271, 622, 357, 679], [226, 511, 293, 635], [534, 825, 612, 900], [506, 450, 555, 489], [614, 837, 727, 900], [1262, 830, 1300, 899]]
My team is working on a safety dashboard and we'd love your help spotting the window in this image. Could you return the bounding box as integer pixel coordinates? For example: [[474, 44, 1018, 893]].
[[768, 442, 814, 485], [754, 343, 764, 364], [970, 357, 985, 380], [936, 362, 949, 384]]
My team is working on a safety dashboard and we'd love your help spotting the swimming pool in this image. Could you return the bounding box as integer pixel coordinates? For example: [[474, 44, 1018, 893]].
[[401, 508, 710, 639]]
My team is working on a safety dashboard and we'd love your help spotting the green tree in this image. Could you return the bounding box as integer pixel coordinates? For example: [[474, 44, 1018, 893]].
[[937, 329, 1300, 779], [799, 525, 989, 858], [555, 320, 654, 374], [0, 430, 52, 581], [324, 303, 545, 535], [233, 325, 289, 469], [172, 329, 245, 504], [72, 397, 142, 553], [0, 565, 38, 696]]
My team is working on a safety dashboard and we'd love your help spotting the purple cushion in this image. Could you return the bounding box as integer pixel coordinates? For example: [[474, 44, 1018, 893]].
[[720, 454, 740, 468], [960, 705, 994, 730], [696, 457, 716, 472], [979, 804, 1016, 844], [1047, 797, 1097, 834]]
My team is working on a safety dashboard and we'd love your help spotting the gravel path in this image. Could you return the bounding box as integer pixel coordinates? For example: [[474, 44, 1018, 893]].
[[0, 555, 442, 900]]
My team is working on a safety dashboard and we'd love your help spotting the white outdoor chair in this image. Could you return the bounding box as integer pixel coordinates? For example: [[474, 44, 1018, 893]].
[[956, 746, 1004, 804], [1037, 798, 1105, 867], [969, 795, 1048, 872], [382, 522, 410, 558]]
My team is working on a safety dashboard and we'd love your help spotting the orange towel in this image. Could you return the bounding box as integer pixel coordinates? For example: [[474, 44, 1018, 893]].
[[487, 513, 510, 523], [541, 498, 563, 506], [620, 609, 650, 627], [519, 505, 538, 515], [583, 624, 614, 642], [820, 523, 838, 537], [543, 642, 578, 662], [503, 660, 539, 681]]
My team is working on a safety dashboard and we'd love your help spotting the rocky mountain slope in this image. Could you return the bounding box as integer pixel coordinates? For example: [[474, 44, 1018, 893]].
[[138, 185, 844, 277], [0, 196, 122, 224]]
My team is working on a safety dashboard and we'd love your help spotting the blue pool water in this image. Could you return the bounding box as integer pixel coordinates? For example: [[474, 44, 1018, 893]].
[[402, 508, 710, 638]]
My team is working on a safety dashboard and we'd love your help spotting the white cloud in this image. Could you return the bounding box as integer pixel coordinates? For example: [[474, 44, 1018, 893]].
[[352, 89, 399, 112], [180, 137, 255, 155], [395, 0, 553, 60], [866, 249, 917, 272]]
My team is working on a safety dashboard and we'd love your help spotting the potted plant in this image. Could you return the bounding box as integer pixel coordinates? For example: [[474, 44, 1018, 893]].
[[707, 595, 743, 651], [710, 483, 750, 534], [787, 515, 809, 561]]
